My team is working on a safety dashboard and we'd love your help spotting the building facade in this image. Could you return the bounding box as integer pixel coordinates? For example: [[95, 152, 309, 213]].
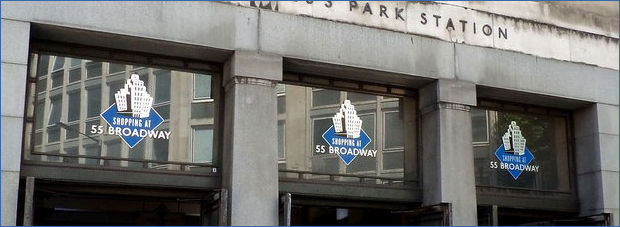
[[1, 1, 618, 225]]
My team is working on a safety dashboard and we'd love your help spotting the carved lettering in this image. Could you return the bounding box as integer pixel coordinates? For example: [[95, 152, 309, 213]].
[[362, 2, 373, 15], [380, 5, 388, 18]]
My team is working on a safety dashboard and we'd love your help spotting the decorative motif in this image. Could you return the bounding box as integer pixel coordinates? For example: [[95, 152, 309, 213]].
[[332, 100, 362, 139], [115, 74, 153, 118], [321, 100, 374, 165]]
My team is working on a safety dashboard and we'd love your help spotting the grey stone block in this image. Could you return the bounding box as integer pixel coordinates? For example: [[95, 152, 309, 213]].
[[1, 63, 27, 118], [1, 2, 258, 51], [258, 10, 455, 80], [228, 51, 282, 82], [1, 116, 23, 172], [575, 134, 601, 175], [602, 171, 619, 210], [455, 44, 619, 106], [600, 134, 619, 172], [1, 171, 19, 226], [577, 171, 604, 214], [596, 104, 619, 136], [574, 104, 599, 138], [437, 79, 476, 106], [1, 19, 30, 65]]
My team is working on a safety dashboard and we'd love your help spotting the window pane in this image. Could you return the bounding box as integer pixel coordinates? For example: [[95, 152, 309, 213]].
[[68, 92, 80, 122], [87, 87, 101, 118], [86, 62, 102, 78], [34, 132, 42, 145], [359, 114, 375, 149], [36, 77, 47, 93], [65, 123, 79, 140], [348, 92, 375, 103], [70, 58, 81, 67], [384, 112, 404, 149], [194, 74, 211, 99], [154, 105, 170, 120], [278, 121, 285, 160], [312, 89, 340, 107], [108, 63, 125, 74], [153, 139, 169, 162], [154, 70, 171, 103], [37, 55, 50, 77], [69, 68, 81, 83], [277, 96, 286, 114], [53, 57, 65, 71], [471, 109, 488, 143], [51, 70, 63, 88], [193, 127, 213, 163], [35, 101, 45, 129], [47, 126, 60, 143], [48, 96, 62, 126], [383, 151, 403, 170]]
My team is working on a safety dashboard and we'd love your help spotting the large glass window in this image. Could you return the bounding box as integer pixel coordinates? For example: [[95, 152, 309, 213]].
[[27, 54, 218, 172], [471, 106, 571, 191], [277, 83, 415, 184]]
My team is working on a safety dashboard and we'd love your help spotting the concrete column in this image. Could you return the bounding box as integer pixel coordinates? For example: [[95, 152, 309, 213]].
[[221, 51, 282, 225], [574, 103, 619, 225], [1, 19, 30, 226], [419, 79, 478, 226]]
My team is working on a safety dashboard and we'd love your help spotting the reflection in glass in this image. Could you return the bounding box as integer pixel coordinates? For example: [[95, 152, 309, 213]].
[[193, 127, 213, 163], [48, 96, 62, 126], [471, 108, 570, 191], [348, 92, 375, 103], [53, 57, 65, 70], [155, 70, 171, 103], [278, 121, 285, 160], [86, 62, 102, 78], [194, 74, 211, 99], [471, 109, 488, 143], [51, 71, 64, 88], [384, 112, 404, 149], [108, 63, 125, 74], [28, 54, 217, 171], [312, 89, 340, 107], [37, 55, 49, 77], [86, 87, 101, 118], [279, 84, 410, 182], [67, 92, 80, 122]]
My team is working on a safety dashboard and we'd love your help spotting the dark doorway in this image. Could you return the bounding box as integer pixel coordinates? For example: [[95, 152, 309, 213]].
[[26, 181, 221, 226]]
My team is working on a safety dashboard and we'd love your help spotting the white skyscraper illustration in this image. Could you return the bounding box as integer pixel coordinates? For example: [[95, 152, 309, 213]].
[[502, 121, 526, 155], [332, 100, 362, 139], [115, 74, 153, 118]]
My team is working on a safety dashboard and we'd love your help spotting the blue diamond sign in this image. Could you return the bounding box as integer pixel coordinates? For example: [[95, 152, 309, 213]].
[[101, 104, 164, 148], [322, 126, 372, 165], [493, 121, 539, 180], [494, 144, 534, 180], [315, 100, 377, 165], [97, 74, 169, 148]]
